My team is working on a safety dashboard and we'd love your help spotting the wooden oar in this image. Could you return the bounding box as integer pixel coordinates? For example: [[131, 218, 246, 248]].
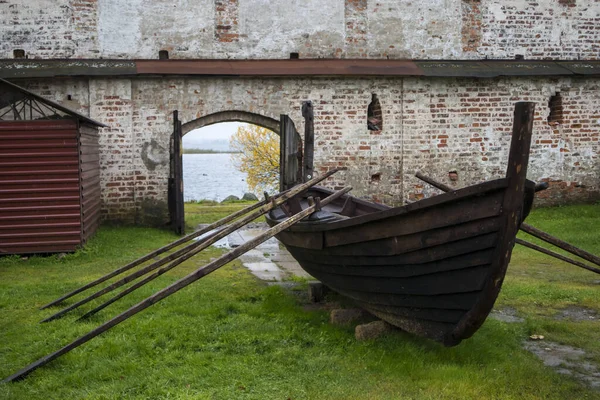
[[40, 199, 266, 309], [41, 166, 340, 310], [3, 186, 351, 383], [415, 172, 600, 275], [520, 223, 600, 268], [515, 238, 600, 275], [415, 172, 549, 194], [41, 169, 340, 323], [78, 197, 324, 319]]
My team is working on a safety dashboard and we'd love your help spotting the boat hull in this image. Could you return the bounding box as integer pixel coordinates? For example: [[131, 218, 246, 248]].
[[267, 180, 535, 346]]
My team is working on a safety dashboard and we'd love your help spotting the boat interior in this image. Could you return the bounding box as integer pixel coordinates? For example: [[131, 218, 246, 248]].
[[268, 186, 390, 225]]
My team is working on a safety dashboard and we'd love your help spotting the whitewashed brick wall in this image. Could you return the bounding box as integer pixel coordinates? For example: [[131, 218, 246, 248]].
[[14, 76, 599, 224], [1, 0, 599, 60]]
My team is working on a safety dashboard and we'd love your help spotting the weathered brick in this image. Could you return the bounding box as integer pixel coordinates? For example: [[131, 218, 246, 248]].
[[2, 1, 599, 224], [2, 1, 599, 60]]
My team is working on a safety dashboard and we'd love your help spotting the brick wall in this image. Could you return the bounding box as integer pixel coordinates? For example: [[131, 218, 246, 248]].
[[70, 0, 98, 56], [215, 0, 239, 43], [2, 0, 599, 60], [0, 1, 77, 58], [345, 0, 368, 58], [9, 75, 598, 224], [88, 79, 136, 223], [476, 1, 600, 60], [402, 76, 599, 205]]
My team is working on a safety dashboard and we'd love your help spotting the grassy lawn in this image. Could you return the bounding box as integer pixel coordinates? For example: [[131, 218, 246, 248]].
[[0, 202, 599, 399], [184, 200, 259, 232]]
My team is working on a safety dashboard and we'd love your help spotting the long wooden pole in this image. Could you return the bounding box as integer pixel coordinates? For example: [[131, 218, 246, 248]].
[[79, 186, 323, 319], [43, 167, 340, 310], [520, 223, 600, 268], [41, 169, 340, 322], [302, 101, 314, 182], [415, 172, 600, 275], [415, 172, 452, 193], [515, 238, 600, 275], [3, 186, 351, 383], [42, 227, 223, 322], [41, 199, 267, 309]]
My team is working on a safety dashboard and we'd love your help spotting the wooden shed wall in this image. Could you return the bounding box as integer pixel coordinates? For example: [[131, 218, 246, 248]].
[[0, 120, 95, 254], [79, 124, 101, 242]]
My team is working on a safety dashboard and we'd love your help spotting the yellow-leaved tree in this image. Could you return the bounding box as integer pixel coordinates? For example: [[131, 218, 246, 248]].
[[230, 125, 279, 194]]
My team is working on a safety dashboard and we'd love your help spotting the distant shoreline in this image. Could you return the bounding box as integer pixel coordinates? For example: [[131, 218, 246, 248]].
[[183, 148, 241, 154]]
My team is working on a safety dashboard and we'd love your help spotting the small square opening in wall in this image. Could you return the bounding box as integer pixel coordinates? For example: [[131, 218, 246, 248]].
[[371, 173, 381, 182], [13, 49, 25, 59], [158, 50, 169, 60], [289, 52, 299, 59], [548, 93, 563, 125]]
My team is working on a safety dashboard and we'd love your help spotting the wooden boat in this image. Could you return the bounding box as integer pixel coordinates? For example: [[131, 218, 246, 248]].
[[266, 102, 537, 346]]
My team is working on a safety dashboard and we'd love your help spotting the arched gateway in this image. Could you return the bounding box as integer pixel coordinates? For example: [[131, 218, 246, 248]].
[[181, 110, 280, 136], [169, 110, 297, 234]]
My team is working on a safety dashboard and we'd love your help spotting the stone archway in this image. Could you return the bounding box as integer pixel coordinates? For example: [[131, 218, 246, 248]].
[[178, 109, 282, 211], [181, 110, 280, 135]]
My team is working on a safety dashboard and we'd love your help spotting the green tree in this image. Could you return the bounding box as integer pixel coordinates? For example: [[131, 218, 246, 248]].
[[230, 125, 279, 194]]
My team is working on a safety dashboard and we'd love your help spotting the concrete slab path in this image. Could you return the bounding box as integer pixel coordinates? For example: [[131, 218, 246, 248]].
[[197, 222, 312, 281]]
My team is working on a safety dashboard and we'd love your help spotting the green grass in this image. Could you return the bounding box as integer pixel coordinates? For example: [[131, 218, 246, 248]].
[[0, 204, 599, 399], [497, 203, 600, 363], [185, 200, 263, 231]]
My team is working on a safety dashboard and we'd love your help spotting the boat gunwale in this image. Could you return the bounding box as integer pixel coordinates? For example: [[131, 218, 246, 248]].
[[271, 178, 509, 232]]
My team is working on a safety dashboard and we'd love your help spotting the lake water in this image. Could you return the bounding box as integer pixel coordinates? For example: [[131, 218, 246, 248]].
[[183, 153, 250, 202]]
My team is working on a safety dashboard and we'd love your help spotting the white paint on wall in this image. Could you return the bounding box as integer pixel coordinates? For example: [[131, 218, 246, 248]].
[[98, 0, 214, 58], [3, 0, 599, 60], [237, 0, 345, 58], [98, 0, 143, 56]]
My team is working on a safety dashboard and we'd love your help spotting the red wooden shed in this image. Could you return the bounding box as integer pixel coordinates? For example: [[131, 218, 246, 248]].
[[0, 79, 107, 254]]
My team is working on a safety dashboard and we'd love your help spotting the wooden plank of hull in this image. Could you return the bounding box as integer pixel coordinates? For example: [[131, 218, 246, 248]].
[[287, 231, 499, 267], [275, 230, 324, 249], [324, 189, 503, 247], [301, 264, 491, 295], [288, 248, 495, 278], [310, 180, 506, 230], [309, 217, 501, 256], [335, 289, 480, 311], [276, 180, 506, 234]]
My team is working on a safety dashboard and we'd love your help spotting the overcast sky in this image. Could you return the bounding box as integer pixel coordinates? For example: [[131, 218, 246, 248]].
[[183, 122, 248, 150]]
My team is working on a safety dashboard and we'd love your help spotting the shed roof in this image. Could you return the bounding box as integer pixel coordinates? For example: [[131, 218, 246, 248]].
[[0, 78, 107, 128]]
